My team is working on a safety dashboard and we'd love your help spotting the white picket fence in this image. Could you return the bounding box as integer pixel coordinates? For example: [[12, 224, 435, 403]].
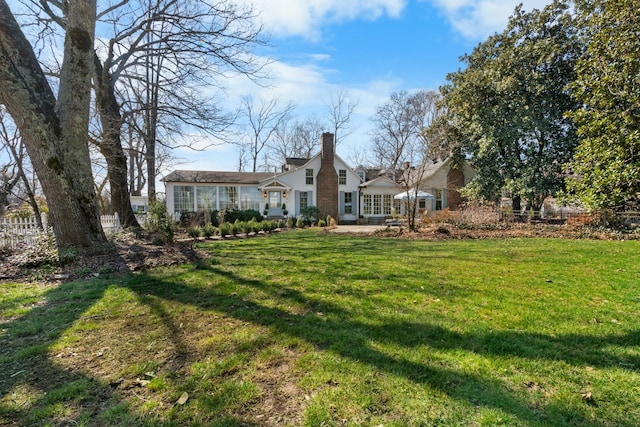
[[0, 213, 121, 250]]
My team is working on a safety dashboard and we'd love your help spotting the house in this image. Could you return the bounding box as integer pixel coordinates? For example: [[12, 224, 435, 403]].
[[163, 133, 361, 222], [357, 158, 475, 222], [162, 133, 474, 223]]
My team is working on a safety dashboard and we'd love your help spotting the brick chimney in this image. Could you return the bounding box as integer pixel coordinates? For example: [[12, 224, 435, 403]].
[[316, 133, 339, 222]]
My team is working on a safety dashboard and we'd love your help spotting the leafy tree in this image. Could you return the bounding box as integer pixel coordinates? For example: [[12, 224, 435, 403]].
[[439, 1, 581, 211], [566, 0, 640, 210], [0, 0, 106, 248]]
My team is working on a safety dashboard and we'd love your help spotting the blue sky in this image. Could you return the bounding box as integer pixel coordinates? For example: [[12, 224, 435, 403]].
[[179, 0, 554, 174]]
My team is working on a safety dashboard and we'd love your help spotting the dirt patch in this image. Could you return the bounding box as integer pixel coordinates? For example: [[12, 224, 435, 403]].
[[0, 232, 207, 284]]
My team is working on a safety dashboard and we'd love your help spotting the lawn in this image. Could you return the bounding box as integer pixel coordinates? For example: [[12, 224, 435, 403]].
[[1, 229, 639, 426]]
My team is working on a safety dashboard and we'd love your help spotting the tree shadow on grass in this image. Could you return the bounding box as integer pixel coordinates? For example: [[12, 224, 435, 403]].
[[0, 277, 258, 426], [125, 264, 640, 426]]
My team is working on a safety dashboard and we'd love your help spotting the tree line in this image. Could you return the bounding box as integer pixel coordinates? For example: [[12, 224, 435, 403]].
[[436, 0, 639, 212]]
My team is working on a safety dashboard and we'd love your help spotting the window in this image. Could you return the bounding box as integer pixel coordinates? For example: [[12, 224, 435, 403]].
[[240, 187, 261, 211], [363, 194, 372, 215], [196, 186, 216, 212], [344, 192, 353, 214], [174, 186, 194, 213], [339, 169, 347, 185], [300, 192, 309, 210], [419, 198, 427, 209], [435, 189, 443, 210], [383, 195, 392, 215], [305, 169, 314, 185], [373, 194, 382, 215], [219, 186, 238, 210]]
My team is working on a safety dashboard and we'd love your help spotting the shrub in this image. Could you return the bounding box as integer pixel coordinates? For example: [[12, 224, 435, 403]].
[[187, 226, 201, 239], [145, 202, 175, 244], [296, 217, 304, 228], [318, 219, 327, 227], [286, 217, 295, 228], [277, 219, 285, 229], [178, 211, 202, 228], [300, 206, 319, 224], [202, 224, 217, 238], [219, 222, 232, 237]]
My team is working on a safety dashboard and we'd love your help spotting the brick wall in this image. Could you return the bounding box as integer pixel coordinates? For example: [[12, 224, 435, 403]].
[[316, 133, 339, 221]]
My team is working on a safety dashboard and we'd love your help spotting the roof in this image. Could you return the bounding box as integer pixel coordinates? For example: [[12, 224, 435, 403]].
[[284, 157, 310, 167], [162, 170, 272, 184]]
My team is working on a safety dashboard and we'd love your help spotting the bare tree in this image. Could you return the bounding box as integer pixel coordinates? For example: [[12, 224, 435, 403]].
[[30, 0, 266, 225], [271, 117, 323, 164], [371, 89, 442, 230], [0, 110, 21, 217], [371, 90, 418, 171], [239, 95, 296, 172], [0, 0, 106, 247], [325, 89, 358, 146]]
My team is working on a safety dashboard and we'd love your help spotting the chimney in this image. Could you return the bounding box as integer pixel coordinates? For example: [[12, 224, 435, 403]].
[[316, 133, 339, 222]]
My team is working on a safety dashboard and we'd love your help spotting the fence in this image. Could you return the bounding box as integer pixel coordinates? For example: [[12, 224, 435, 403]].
[[501, 209, 640, 225], [0, 213, 121, 250]]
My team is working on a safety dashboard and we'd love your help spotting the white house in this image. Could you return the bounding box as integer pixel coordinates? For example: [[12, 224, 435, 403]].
[[358, 158, 475, 222], [162, 134, 475, 224], [163, 133, 361, 222]]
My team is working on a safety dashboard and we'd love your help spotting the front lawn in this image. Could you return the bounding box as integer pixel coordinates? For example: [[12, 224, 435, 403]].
[[1, 229, 639, 426]]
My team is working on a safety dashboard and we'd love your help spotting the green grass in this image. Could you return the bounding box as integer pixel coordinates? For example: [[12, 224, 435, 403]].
[[1, 229, 640, 426]]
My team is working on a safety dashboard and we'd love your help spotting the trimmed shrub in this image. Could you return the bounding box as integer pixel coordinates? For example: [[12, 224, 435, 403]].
[[219, 222, 233, 237], [202, 224, 217, 238], [187, 226, 201, 239]]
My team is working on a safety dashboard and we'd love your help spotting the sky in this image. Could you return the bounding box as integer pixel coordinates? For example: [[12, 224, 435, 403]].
[[175, 0, 555, 175]]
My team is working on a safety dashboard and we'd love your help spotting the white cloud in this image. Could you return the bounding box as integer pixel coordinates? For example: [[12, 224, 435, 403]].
[[428, 0, 553, 40], [243, 0, 406, 39]]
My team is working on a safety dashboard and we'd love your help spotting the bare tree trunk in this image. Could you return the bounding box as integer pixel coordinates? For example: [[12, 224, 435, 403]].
[[0, 0, 106, 248], [93, 55, 140, 228]]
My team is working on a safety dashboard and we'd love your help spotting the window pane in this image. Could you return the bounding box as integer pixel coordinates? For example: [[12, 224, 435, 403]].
[[435, 189, 443, 210], [383, 195, 392, 215], [174, 186, 194, 213], [363, 194, 372, 215], [196, 186, 216, 212], [373, 194, 382, 215], [300, 192, 308, 210], [240, 187, 261, 211], [306, 169, 314, 185], [219, 186, 238, 210], [344, 192, 352, 214], [339, 169, 347, 185]]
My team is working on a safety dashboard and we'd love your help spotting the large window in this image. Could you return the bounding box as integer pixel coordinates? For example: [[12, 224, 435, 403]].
[[344, 192, 353, 214], [363, 194, 372, 215], [339, 169, 347, 185], [174, 185, 194, 213], [240, 187, 261, 211], [373, 194, 382, 215], [196, 186, 216, 212], [305, 169, 314, 185], [383, 194, 392, 215], [219, 186, 238, 210], [300, 192, 309, 210]]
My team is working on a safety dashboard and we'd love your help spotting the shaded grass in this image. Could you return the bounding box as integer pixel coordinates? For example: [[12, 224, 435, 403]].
[[1, 229, 640, 425]]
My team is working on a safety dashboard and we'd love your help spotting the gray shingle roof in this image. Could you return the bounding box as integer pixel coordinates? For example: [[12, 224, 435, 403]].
[[162, 170, 272, 184]]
